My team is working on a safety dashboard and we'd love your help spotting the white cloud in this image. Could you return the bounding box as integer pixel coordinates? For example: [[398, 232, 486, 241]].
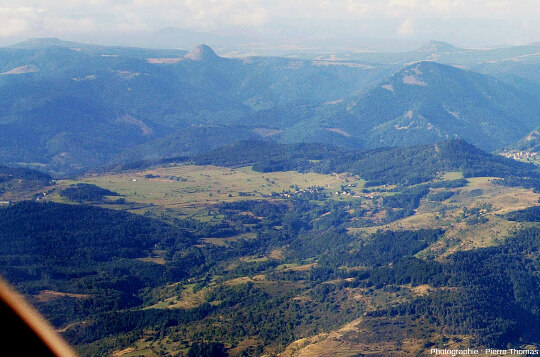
[[176, 0, 270, 29], [0, 1, 537, 46], [427, 0, 464, 11], [348, 0, 369, 14], [397, 17, 415, 36], [0, 17, 31, 37], [486, 0, 511, 9], [229, 7, 268, 27], [388, 0, 417, 8], [0, 7, 42, 37]]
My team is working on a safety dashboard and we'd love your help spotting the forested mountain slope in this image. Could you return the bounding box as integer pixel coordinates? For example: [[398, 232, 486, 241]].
[[246, 61, 540, 151], [1, 40, 539, 174]]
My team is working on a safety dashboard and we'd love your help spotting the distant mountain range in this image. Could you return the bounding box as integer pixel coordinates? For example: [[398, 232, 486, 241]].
[[0, 38, 538, 174], [237, 61, 540, 151]]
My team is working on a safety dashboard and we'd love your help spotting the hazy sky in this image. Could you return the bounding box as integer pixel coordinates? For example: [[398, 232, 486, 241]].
[[0, 0, 538, 49]]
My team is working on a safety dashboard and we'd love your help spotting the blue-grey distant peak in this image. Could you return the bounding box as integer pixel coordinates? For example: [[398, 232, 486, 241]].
[[184, 44, 220, 61]]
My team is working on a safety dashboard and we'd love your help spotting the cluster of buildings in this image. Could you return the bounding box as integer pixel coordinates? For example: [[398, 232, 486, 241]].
[[499, 150, 537, 161]]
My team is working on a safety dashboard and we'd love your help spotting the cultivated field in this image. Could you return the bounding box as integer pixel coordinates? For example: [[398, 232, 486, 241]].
[[56, 164, 366, 218]]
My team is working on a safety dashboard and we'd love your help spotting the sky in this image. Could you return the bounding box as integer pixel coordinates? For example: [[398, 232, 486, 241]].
[[0, 0, 538, 51]]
